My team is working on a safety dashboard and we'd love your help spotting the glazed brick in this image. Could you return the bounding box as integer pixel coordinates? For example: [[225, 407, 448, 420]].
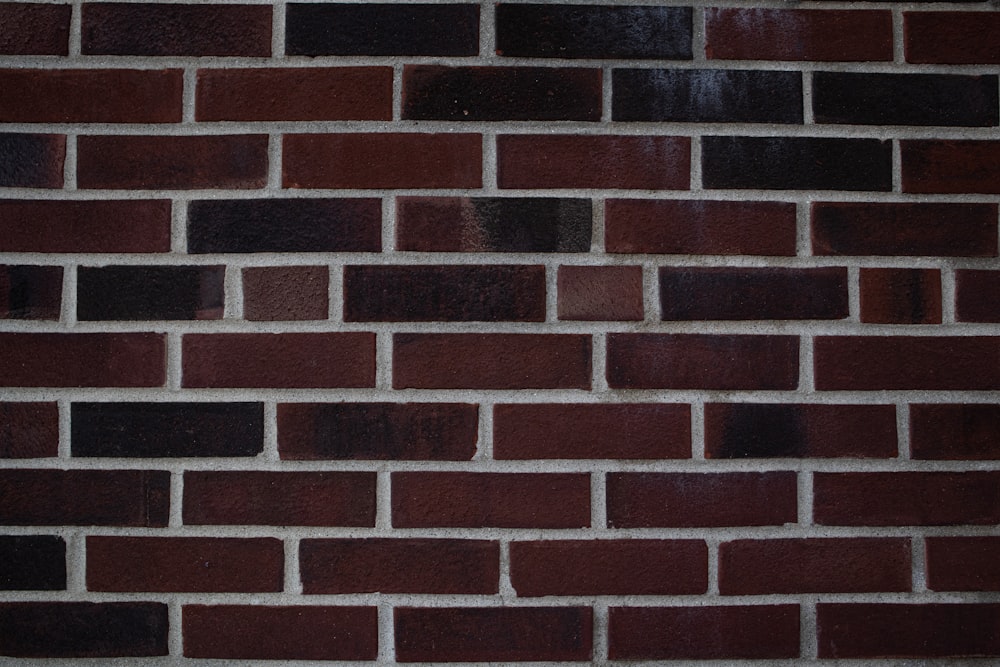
[[0, 333, 164, 387], [82, 3, 271, 56], [395, 607, 592, 662], [860, 268, 942, 324], [814, 472, 1000, 526], [911, 404, 1000, 460], [705, 403, 897, 459], [197, 67, 392, 122], [925, 537, 1000, 591], [0, 402, 58, 458], [703, 136, 892, 191], [0, 469, 169, 526], [0, 536, 65, 590], [344, 265, 545, 322], [957, 270, 1000, 322], [392, 472, 591, 528], [905, 12, 1000, 65], [184, 605, 378, 661], [818, 603, 1000, 658], [607, 333, 799, 390], [188, 198, 381, 253], [283, 133, 481, 189], [811, 202, 998, 257], [0, 602, 167, 658], [605, 199, 797, 256], [613, 69, 803, 124], [286, 3, 478, 56], [403, 66, 601, 121], [77, 265, 224, 321], [498, 135, 689, 190], [87, 536, 283, 593], [396, 197, 592, 253], [0, 133, 64, 189], [279, 402, 478, 461], [393, 333, 591, 390], [0, 265, 62, 319], [607, 472, 797, 528], [300, 538, 498, 594], [558, 266, 643, 321], [902, 140, 1000, 193], [510, 540, 707, 596], [243, 266, 328, 321], [182, 332, 375, 388], [609, 606, 800, 660], [0, 3, 70, 55], [0, 200, 171, 253], [493, 403, 690, 460], [184, 471, 374, 526], [77, 135, 268, 190], [71, 402, 263, 458]]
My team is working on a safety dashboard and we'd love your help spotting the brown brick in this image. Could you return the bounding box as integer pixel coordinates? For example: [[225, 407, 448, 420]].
[[0, 133, 64, 189], [0, 3, 70, 55], [0, 333, 164, 387], [0, 265, 62, 320], [77, 265, 223, 321], [911, 403, 1000, 460], [905, 12, 1000, 65], [0, 402, 58, 458], [860, 268, 941, 324], [0, 200, 171, 253], [902, 140, 1000, 194], [957, 269, 1000, 322], [243, 266, 328, 321], [926, 537, 1000, 591], [558, 265, 643, 321]]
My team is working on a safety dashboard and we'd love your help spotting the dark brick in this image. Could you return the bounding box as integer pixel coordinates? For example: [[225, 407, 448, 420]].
[[243, 266, 328, 321], [957, 269, 1000, 322], [926, 537, 1000, 591], [0, 536, 65, 590], [0, 265, 62, 319], [558, 266, 643, 321], [0, 133, 64, 189], [860, 268, 941, 324], [905, 12, 1000, 65], [77, 265, 224, 321], [0, 402, 58, 458], [0, 333, 165, 387], [911, 403, 1000, 460], [902, 140, 1000, 194], [0, 3, 70, 55], [0, 200, 171, 253]]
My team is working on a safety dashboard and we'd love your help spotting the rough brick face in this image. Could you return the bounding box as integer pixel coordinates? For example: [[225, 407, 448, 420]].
[[0, 536, 66, 590], [0, 265, 62, 320], [902, 140, 1000, 193], [905, 12, 1000, 64], [0, 402, 58, 458], [910, 404, 1000, 460], [0, 200, 171, 253], [925, 537, 1000, 591], [0, 333, 165, 387], [860, 268, 942, 324], [0, 133, 64, 188], [558, 265, 644, 321], [0, 3, 70, 55], [243, 266, 329, 321], [956, 270, 1000, 322], [77, 265, 224, 321]]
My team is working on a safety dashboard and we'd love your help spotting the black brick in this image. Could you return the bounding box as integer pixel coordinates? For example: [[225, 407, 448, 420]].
[[0, 133, 63, 189], [77, 265, 224, 321], [0, 536, 65, 590], [0, 265, 62, 320]]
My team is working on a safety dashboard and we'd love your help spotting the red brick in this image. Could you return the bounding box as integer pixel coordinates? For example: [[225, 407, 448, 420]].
[[392, 472, 590, 528], [493, 403, 690, 460], [905, 12, 1000, 65], [300, 538, 498, 594], [0, 402, 58, 458], [558, 265, 643, 321], [860, 268, 941, 324], [497, 135, 690, 189], [87, 537, 283, 593], [283, 133, 482, 189], [0, 133, 64, 189], [902, 140, 1000, 194], [197, 67, 392, 121], [511, 540, 707, 596], [78, 265, 223, 321], [0, 200, 171, 253], [182, 332, 374, 388], [925, 537, 1000, 591], [957, 269, 1000, 322], [0, 3, 70, 55], [0, 333, 164, 387], [0, 535, 65, 591], [243, 266, 328, 321], [0, 265, 62, 320], [911, 403, 1000, 460]]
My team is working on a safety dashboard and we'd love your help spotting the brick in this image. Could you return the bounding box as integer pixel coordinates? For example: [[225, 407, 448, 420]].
[[392, 472, 590, 528], [395, 607, 592, 662], [609, 606, 800, 660], [498, 135, 689, 190], [905, 12, 1000, 64], [283, 133, 481, 189], [614, 69, 802, 123], [860, 268, 941, 324], [493, 403, 690, 460], [812, 202, 998, 257], [72, 402, 263, 458], [706, 403, 897, 459], [0, 469, 169, 526], [814, 472, 1000, 526], [497, 4, 691, 59], [703, 136, 892, 191], [607, 472, 797, 528], [558, 265, 643, 321], [182, 332, 374, 388], [0, 200, 171, 253], [815, 336, 1000, 390], [0, 333, 164, 387], [286, 3, 478, 56], [188, 198, 381, 253], [87, 537, 283, 592], [0, 402, 58, 458], [197, 67, 392, 121], [902, 140, 1000, 193], [82, 3, 271, 56], [183, 471, 375, 526], [818, 603, 1000, 658], [957, 270, 1000, 322], [279, 402, 478, 461], [243, 266, 328, 321], [0, 133, 64, 189], [344, 265, 545, 322], [77, 265, 224, 321], [403, 66, 601, 121], [0, 3, 70, 55], [911, 403, 1000, 460], [300, 538, 498, 594], [0, 602, 167, 658], [605, 199, 797, 256], [396, 197, 592, 253], [511, 540, 707, 596], [0, 265, 62, 319], [926, 537, 1000, 591], [0, 536, 65, 590], [183, 605, 377, 660], [393, 333, 591, 390], [607, 333, 799, 390]]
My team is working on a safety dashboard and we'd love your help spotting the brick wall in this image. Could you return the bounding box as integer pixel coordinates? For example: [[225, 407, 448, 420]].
[[1, 1, 999, 663]]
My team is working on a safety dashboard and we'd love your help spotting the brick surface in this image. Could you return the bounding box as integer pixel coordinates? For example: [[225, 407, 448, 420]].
[[911, 404, 1000, 460], [77, 265, 224, 321], [0, 402, 58, 458], [243, 266, 329, 321], [0, 3, 70, 55], [0, 333, 165, 387], [0, 536, 65, 590], [0, 265, 62, 320], [0, 133, 64, 188], [956, 270, 1000, 322], [902, 140, 1000, 193], [905, 12, 1000, 64], [860, 268, 942, 324], [558, 265, 644, 321], [925, 537, 1000, 591], [0, 200, 171, 253]]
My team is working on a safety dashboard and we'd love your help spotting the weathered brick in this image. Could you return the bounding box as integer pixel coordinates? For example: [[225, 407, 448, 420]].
[[0, 133, 64, 189], [77, 265, 224, 321], [902, 140, 1000, 193], [243, 266, 328, 321], [0, 3, 70, 55], [0, 402, 58, 458], [0, 265, 62, 320], [0, 200, 171, 253], [558, 265, 643, 321], [925, 537, 1000, 591], [0, 333, 165, 387], [860, 268, 941, 324], [905, 12, 1000, 65], [911, 403, 1000, 460], [957, 269, 1000, 322], [0, 536, 65, 590]]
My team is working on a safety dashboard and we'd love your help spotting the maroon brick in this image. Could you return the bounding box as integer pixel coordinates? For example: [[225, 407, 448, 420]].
[[911, 403, 1000, 460], [558, 266, 643, 321], [905, 12, 1000, 64], [0, 469, 169, 526], [609, 605, 800, 660], [0, 133, 64, 189], [607, 333, 799, 390], [283, 133, 481, 189], [511, 540, 707, 596], [861, 268, 941, 324], [0, 3, 70, 55], [300, 538, 498, 594], [0, 535, 65, 590], [392, 472, 590, 528], [607, 472, 797, 528], [182, 332, 374, 388], [957, 269, 1000, 322], [926, 537, 1000, 591], [87, 536, 283, 592], [78, 265, 223, 321], [0, 265, 62, 319], [395, 607, 592, 662], [494, 403, 690, 460], [0, 402, 58, 458], [197, 67, 392, 121], [184, 605, 377, 660], [394, 333, 591, 390], [902, 140, 1000, 194], [498, 135, 690, 189], [243, 266, 328, 321], [0, 200, 171, 253], [0, 333, 164, 387]]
